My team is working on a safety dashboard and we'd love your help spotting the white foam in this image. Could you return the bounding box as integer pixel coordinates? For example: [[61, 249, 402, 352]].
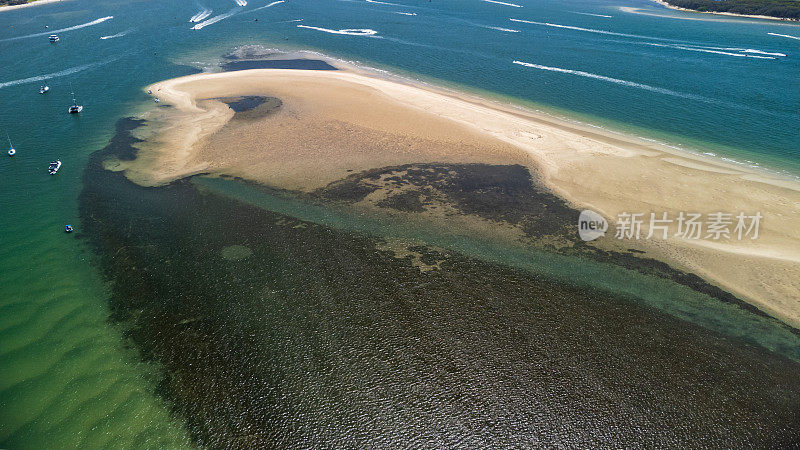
[[512, 60, 707, 101], [739, 49, 786, 57], [234, 0, 247, 6], [0, 61, 111, 89], [510, 18, 669, 40], [645, 42, 776, 59], [571, 12, 612, 18], [248, 0, 284, 12], [482, 0, 522, 7], [100, 29, 132, 40], [393, 11, 417, 15], [366, 0, 406, 5], [768, 32, 800, 41], [191, 8, 239, 30], [297, 25, 378, 36], [2, 16, 114, 42], [486, 26, 520, 32], [190, 9, 213, 22]]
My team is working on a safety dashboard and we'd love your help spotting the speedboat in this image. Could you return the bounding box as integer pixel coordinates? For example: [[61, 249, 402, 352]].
[[49, 160, 62, 175], [49, 34, 59, 43], [65, 224, 74, 233], [40, 85, 49, 94]]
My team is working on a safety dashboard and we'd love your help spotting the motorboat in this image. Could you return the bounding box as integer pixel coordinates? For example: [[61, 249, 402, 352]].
[[49, 160, 62, 175], [7, 135, 15, 156], [40, 85, 50, 94], [65, 224, 74, 233], [49, 34, 59, 43]]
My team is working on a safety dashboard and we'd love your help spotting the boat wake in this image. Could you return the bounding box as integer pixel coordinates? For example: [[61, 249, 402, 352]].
[[571, 11, 612, 18], [393, 11, 417, 15], [511, 19, 787, 60], [247, 0, 284, 13], [0, 60, 113, 90], [297, 25, 378, 36], [768, 32, 800, 41], [482, 0, 522, 7], [484, 25, 520, 32], [191, 8, 239, 30], [190, 8, 213, 22], [100, 29, 133, 40], [2, 16, 114, 42], [234, 0, 247, 6], [512, 60, 706, 101]]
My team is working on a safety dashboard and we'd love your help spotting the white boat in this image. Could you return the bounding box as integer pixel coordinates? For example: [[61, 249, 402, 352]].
[[68, 90, 83, 114], [49, 34, 59, 43], [40, 85, 50, 94], [49, 160, 62, 175], [7, 134, 15, 157]]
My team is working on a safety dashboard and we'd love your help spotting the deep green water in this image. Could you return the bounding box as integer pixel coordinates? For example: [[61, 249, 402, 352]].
[[1, 0, 799, 446]]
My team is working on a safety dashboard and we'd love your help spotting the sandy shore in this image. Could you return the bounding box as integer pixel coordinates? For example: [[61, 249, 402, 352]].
[[650, 0, 799, 22], [117, 66, 800, 328], [0, 0, 63, 12]]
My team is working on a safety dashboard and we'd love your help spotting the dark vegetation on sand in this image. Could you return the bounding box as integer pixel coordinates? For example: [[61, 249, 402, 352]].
[[661, 0, 800, 19], [78, 117, 800, 447]]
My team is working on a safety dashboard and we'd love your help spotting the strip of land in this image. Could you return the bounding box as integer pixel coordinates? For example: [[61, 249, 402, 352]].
[[0, 0, 63, 12], [114, 64, 800, 328], [651, 0, 800, 21]]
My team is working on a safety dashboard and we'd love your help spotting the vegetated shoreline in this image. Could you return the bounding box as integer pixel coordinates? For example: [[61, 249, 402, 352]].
[[651, 0, 800, 21], [0, 0, 64, 12]]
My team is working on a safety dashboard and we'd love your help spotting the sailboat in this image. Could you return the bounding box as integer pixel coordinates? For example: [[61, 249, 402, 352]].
[[7, 134, 15, 157], [68, 89, 83, 114]]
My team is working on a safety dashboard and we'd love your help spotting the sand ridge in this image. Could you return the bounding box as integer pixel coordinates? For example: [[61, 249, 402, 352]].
[[117, 67, 800, 328]]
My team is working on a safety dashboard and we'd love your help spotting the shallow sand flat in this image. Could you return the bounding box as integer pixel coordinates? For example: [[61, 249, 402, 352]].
[[120, 68, 800, 328]]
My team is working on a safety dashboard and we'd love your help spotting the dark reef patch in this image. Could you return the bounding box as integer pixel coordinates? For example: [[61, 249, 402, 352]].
[[221, 59, 337, 71], [79, 119, 800, 447], [313, 163, 791, 327]]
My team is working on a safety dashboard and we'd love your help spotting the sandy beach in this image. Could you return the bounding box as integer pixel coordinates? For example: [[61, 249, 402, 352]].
[[0, 0, 63, 12], [115, 65, 800, 328], [649, 0, 799, 22]]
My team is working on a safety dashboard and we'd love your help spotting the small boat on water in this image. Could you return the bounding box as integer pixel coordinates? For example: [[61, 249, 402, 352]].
[[49, 160, 61, 175], [68, 90, 83, 114], [40, 85, 49, 94], [65, 224, 74, 233], [49, 34, 59, 43], [7, 134, 15, 157]]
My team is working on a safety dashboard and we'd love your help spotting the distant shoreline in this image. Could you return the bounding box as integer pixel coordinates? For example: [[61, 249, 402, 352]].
[[650, 0, 799, 22], [0, 0, 63, 12]]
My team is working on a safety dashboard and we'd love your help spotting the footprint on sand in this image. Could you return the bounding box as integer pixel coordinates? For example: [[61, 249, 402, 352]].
[[221, 245, 253, 261]]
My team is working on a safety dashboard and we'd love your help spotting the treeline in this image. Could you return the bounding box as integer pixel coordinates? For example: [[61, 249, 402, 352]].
[[664, 0, 800, 19]]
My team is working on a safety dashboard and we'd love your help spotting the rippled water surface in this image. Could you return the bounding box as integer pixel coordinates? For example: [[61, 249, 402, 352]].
[[1, 0, 800, 446]]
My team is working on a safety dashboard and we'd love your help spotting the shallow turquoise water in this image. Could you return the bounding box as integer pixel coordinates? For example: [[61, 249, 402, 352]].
[[1, 0, 799, 446]]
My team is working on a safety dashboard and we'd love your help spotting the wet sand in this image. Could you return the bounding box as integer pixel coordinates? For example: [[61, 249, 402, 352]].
[[112, 66, 800, 328]]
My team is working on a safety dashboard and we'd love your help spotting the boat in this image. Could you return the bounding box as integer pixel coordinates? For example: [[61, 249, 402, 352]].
[[154, 98, 159, 103], [49, 34, 59, 43], [7, 134, 15, 157], [39, 85, 49, 94], [68, 90, 83, 114], [48, 160, 62, 175], [65, 224, 74, 233]]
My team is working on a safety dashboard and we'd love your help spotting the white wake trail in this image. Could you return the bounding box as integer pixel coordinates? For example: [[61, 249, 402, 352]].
[[192, 8, 239, 30], [297, 25, 378, 36], [100, 29, 132, 40], [0, 61, 112, 89], [190, 9, 213, 22], [512, 60, 707, 101], [482, 0, 522, 7], [2, 16, 114, 42], [571, 12, 612, 18], [768, 32, 800, 41]]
